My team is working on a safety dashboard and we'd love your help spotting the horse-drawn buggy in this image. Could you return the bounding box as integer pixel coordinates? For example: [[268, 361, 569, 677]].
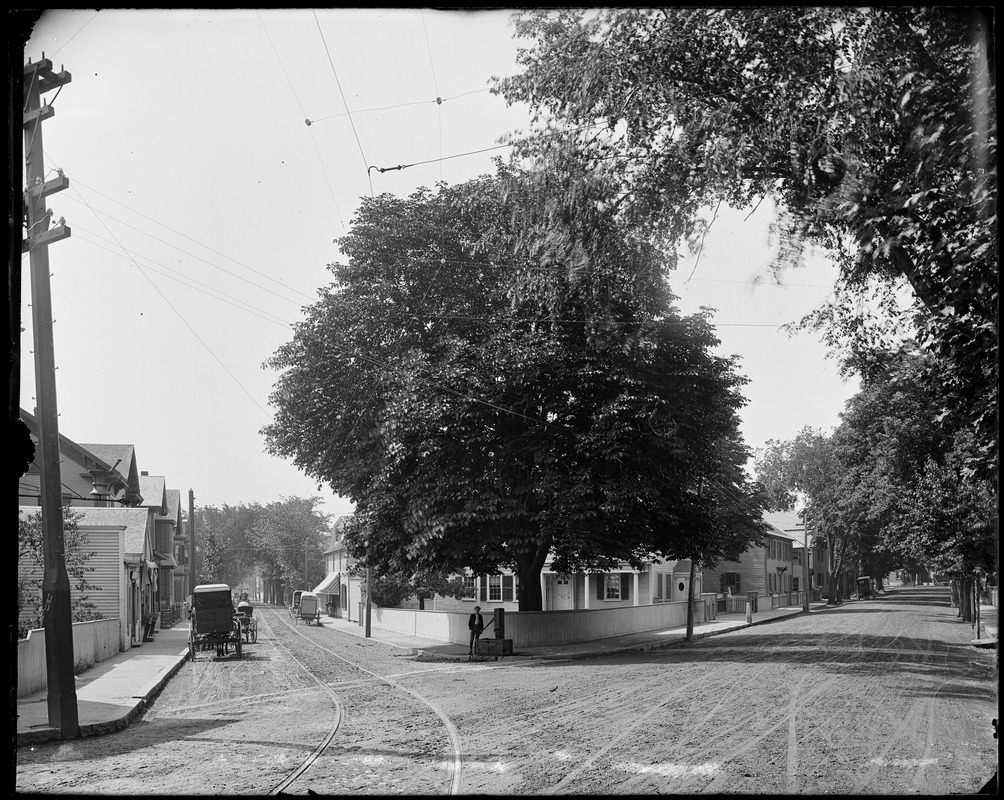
[[289, 589, 303, 620], [296, 591, 322, 625], [236, 597, 258, 643], [189, 583, 243, 660]]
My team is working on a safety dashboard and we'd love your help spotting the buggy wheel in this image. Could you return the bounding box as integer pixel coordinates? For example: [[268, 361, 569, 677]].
[[236, 636, 243, 659], [251, 622, 258, 643]]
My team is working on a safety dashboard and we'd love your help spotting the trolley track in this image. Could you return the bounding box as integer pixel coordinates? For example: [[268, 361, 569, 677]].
[[258, 607, 464, 795]]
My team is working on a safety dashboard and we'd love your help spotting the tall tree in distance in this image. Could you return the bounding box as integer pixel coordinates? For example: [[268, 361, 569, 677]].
[[757, 428, 848, 604]]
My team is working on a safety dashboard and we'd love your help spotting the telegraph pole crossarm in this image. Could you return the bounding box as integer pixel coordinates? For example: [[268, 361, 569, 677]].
[[23, 55, 77, 738]]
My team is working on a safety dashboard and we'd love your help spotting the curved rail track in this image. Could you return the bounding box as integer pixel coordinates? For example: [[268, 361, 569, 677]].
[[257, 606, 464, 795]]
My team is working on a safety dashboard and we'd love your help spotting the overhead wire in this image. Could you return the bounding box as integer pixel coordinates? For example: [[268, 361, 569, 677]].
[[416, 10, 447, 312], [69, 227, 293, 328], [69, 182, 274, 420], [305, 87, 489, 124], [46, 10, 100, 59], [51, 169, 317, 303], [312, 9, 372, 196], [28, 17, 840, 485], [257, 10, 346, 232], [56, 191, 311, 307]]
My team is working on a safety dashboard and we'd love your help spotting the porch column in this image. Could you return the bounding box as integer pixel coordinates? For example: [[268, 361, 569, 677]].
[[584, 573, 591, 610], [539, 571, 548, 611], [633, 572, 640, 606]]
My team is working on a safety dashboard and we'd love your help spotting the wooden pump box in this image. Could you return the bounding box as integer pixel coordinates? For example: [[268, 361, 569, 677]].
[[480, 638, 513, 657]]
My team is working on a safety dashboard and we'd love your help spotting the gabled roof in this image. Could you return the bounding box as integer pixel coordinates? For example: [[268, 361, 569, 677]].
[[323, 514, 352, 555], [764, 510, 805, 533], [78, 443, 143, 505], [21, 505, 151, 559], [20, 408, 114, 475], [763, 511, 810, 547], [163, 489, 181, 523], [138, 474, 167, 513], [20, 408, 143, 505]]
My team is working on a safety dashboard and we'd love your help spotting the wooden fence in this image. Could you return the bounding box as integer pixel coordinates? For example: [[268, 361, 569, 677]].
[[17, 618, 121, 698]]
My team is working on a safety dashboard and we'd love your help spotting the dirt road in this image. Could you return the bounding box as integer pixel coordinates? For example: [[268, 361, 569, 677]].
[[15, 586, 997, 794]]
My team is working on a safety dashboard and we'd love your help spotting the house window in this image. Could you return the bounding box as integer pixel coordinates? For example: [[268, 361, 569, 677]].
[[604, 574, 621, 600], [462, 575, 476, 599], [488, 575, 502, 601], [721, 572, 741, 594]]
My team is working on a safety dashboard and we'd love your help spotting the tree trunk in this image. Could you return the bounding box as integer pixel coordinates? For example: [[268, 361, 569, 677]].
[[961, 575, 973, 623], [685, 559, 697, 641], [515, 537, 551, 612], [826, 534, 837, 605], [950, 578, 961, 610]]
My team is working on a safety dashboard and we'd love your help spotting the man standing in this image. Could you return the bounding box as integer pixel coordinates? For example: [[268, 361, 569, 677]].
[[468, 605, 485, 657]]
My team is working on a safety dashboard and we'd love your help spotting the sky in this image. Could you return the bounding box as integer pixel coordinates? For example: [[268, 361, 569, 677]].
[[18, 9, 858, 522]]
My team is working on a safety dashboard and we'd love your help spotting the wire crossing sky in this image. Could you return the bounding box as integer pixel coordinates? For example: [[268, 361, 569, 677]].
[[18, 9, 857, 519]]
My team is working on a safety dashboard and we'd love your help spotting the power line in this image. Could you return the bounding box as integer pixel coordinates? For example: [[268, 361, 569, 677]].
[[367, 123, 601, 174], [305, 87, 489, 124], [257, 10, 346, 232], [313, 10, 371, 194], [56, 175, 316, 304], [70, 228, 294, 328], [69, 184, 274, 421]]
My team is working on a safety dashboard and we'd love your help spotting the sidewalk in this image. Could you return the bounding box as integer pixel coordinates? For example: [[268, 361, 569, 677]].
[[16, 623, 192, 746], [18, 590, 994, 746], [974, 600, 999, 647]]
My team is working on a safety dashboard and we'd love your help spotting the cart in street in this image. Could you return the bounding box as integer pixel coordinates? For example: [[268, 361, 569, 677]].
[[236, 599, 258, 643], [190, 583, 242, 660], [297, 591, 321, 625]]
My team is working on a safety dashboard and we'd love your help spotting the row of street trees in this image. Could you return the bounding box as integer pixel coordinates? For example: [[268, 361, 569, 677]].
[[756, 349, 997, 615], [194, 497, 330, 605], [262, 8, 995, 610]]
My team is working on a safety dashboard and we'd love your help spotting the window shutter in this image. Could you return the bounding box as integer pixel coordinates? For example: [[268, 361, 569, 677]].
[[480, 575, 488, 602], [502, 574, 514, 602], [621, 573, 630, 600], [596, 574, 605, 600]]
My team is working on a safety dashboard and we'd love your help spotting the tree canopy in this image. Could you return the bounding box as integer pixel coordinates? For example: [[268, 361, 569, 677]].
[[756, 347, 997, 603], [195, 497, 330, 603], [263, 168, 765, 610], [497, 7, 997, 481], [18, 508, 102, 637]]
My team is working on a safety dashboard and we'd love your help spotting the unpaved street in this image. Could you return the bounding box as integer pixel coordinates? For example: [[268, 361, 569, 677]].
[[15, 586, 998, 795]]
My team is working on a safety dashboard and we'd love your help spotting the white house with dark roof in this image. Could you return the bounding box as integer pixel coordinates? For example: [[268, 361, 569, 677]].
[[18, 505, 153, 651], [18, 409, 179, 649], [314, 516, 357, 619], [19, 409, 142, 508]]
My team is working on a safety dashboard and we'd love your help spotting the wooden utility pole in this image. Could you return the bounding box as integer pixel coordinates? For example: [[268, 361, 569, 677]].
[[189, 489, 197, 586], [23, 55, 77, 737], [685, 477, 703, 642], [802, 509, 810, 613]]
